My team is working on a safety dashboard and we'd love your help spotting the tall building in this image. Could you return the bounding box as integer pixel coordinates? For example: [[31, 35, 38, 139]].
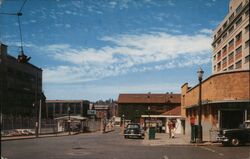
[[45, 100, 89, 119], [212, 0, 249, 74], [0, 43, 43, 116]]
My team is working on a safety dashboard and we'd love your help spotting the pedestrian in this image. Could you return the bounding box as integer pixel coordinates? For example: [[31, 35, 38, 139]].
[[167, 120, 173, 138], [171, 120, 176, 138]]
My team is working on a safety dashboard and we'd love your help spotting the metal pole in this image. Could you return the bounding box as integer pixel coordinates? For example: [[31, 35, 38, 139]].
[[39, 99, 41, 134], [197, 78, 202, 143], [35, 72, 39, 138], [68, 107, 71, 135]]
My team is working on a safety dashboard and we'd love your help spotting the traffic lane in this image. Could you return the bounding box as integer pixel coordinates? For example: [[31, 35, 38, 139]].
[[200, 145, 250, 159], [2, 132, 250, 159]]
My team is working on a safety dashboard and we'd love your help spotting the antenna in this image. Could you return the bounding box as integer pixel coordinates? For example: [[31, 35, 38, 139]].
[[0, 0, 31, 63]]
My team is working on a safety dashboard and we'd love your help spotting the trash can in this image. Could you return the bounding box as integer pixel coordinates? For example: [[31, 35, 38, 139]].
[[149, 127, 156, 140], [190, 125, 198, 143], [190, 125, 200, 143]]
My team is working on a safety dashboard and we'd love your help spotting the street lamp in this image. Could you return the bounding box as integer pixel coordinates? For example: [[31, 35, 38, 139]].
[[67, 106, 71, 135], [197, 67, 204, 143], [148, 106, 151, 128], [122, 114, 125, 133]]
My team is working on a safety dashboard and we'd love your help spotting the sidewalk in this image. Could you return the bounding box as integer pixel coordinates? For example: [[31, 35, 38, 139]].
[[142, 133, 219, 146], [1, 132, 74, 141]]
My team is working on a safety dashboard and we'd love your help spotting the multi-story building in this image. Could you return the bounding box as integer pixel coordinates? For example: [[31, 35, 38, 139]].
[[212, 0, 249, 74], [45, 100, 89, 119], [0, 43, 43, 117], [118, 93, 181, 122], [181, 0, 250, 142]]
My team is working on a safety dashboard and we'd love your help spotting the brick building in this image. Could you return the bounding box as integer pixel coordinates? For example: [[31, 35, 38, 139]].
[[0, 43, 43, 117], [118, 93, 181, 122], [181, 70, 250, 141]]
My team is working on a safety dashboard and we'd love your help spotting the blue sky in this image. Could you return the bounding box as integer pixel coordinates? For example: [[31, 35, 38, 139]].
[[0, 0, 229, 101]]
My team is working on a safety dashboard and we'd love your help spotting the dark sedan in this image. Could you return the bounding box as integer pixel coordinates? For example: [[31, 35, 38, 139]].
[[124, 123, 144, 139]]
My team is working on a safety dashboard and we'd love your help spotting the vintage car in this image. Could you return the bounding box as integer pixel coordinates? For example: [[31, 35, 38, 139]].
[[124, 123, 144, 139], [217, 120, 250, 146]]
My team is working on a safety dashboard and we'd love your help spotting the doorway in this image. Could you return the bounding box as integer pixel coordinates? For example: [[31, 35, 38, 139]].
[[220, 110, 244, 129]]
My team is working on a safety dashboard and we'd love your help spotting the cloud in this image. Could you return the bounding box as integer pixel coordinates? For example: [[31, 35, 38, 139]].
[[42, 31, 212, 84], [199, 28, 213, 35]]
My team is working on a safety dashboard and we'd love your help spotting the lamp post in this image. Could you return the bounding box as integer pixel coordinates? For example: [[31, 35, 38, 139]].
[[148, 106, 151, 128], [197, 67, 204, 143], [67, 106, 71, 135], [122, 114, 125, 133]]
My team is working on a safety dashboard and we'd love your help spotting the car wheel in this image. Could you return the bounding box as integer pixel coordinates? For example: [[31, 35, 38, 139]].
[[231, 138, 240, 146]]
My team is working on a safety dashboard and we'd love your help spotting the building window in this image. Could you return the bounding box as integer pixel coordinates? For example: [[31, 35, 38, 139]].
[[217, 51, 221, 59], [228, 39, 234, 49], [228, 52, 234, 60], [222, 45, 227, 53], [236, 3, 243, 14], [236, 46, 242, 54], [228, 65, 234, 70], [229, 13, 234, 22], [228, 25, 234, 34], [245, 40, 250, 48], [245, 9, 249, 17], [212, 43, 216, 49], [235, 32, 242, 41], [245, 25, 249, 33], [213, 65, 216, 71], [223, 22, 227, 29], [217, 62, 221, 70], [222, 57, 227, 64], [218, 28, 222, 35], [236, 17, 242, 26], [222, 33, 227, 40], [235, 60, 242, 69], [217, 39, 221, 45], [213, 55, 216, 61], [245, 55, 250, 63]]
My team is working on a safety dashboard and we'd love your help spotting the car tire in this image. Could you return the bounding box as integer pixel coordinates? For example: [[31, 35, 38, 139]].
[[231, 138, 240, 146]]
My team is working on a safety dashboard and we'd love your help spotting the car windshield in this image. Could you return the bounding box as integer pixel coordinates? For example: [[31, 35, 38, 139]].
[[127, 124, 140, 129]]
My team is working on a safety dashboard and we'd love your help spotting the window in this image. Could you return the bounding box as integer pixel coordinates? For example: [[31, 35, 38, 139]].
[[245, 9, 249, 17], [245, 55, 250, 63], [222, 57, 227, 64], [212, 43, 216, 49], [217, 39, 221, 45], [222, 45, 227, 52], [228, 65, 234, 70], [213, 65, 216, 71], [229, 39, 234, 47], [228, 52, 234, 60], [213, 55, 216, 61], [235, 60, 242, 69], [245, 40, 249, 48], [229, 13, 234, 22], [217, 62, 221, 70], [236, 3, 242, 14], [236, 17, 242, 26], [223, 22, 227, 29], [236, 46, 242, 54], [217, 51, 221, 57], [222, 33, 227, 40], [245, 25, 249, 33], [228, 25, 234, 34], [236, 32, 242, 41], [214, 35, 217, 40], [218, 29, 222, 35]]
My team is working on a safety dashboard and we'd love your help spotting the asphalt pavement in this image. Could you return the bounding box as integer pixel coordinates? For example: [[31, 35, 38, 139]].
[[2, 128, 250, 159]]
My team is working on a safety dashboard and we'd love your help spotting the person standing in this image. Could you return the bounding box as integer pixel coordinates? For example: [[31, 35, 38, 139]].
[[167, 120, 173, 138]]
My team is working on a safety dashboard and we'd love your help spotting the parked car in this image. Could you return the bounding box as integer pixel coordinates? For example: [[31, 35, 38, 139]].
[[217, 120, 250, 146], [124, 123, 144, 139]]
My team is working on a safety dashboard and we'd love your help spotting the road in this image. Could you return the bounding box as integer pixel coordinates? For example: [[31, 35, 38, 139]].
[[2, 129, 250, 159]]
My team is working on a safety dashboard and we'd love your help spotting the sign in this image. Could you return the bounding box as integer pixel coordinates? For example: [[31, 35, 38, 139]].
[[87, 110, 96, 115]]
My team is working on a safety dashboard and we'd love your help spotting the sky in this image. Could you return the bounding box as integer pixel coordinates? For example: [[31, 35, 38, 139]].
[[0, 0, 230, 101]]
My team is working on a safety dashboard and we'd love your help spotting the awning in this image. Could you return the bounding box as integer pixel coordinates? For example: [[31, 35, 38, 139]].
[[54, 115, 88, 121], [184, 99, 250, 109]]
